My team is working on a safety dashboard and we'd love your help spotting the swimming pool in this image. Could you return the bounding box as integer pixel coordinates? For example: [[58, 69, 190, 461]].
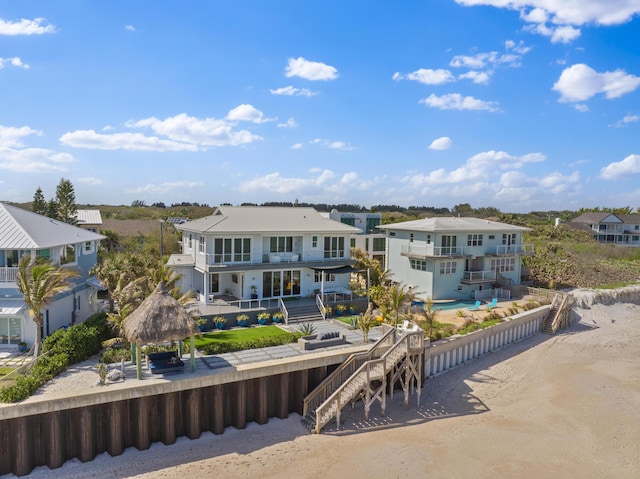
[[411, 300, 478, 311]]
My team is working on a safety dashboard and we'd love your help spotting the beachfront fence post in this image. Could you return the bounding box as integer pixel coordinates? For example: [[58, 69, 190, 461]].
[[190, 336, 195, 372], [136, 342, 142, 380]]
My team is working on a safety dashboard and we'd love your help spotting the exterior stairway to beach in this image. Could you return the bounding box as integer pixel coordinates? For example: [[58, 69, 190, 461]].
[[301, 324, 425, 434], [284, 302, 324, 323]]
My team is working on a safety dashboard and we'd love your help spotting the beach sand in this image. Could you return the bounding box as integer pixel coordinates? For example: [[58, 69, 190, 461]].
[[12, 301, 640, 479]]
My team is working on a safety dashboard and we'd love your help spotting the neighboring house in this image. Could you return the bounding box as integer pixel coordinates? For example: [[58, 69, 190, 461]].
[[0, 203, 104, 349], [323, 210, 386, 265], [567, 213, 640, 247], [75, 209, 103, 232], [380, 217, 532, 300], [168, 206, 360, 303]]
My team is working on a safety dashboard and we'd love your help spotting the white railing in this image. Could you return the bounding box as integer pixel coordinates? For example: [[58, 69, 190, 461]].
[[402, 244, 467, 257], [204, 251, 348, 267], [486, 244, 534, 255], [463, 270, 496, 282], [0, 267, 18, 283], [425, 306, 548, 377]]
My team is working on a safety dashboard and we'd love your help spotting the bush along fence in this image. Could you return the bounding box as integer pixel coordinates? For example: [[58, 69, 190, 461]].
[[425, 305, 549, 377]]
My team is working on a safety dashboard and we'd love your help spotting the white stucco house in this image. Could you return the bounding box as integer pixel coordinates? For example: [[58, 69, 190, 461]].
[[0, 203, 105, 349], [567, 212, 640, 247], [322, 210, 386, 266], [380, 217, 533, 300], [168, 206, 361, 303]]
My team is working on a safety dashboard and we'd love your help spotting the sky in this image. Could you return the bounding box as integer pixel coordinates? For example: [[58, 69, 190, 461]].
[[1, 1, 639, 213]]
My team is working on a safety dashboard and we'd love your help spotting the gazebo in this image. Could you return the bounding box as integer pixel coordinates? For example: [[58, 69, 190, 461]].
[[123, 281, 199, 379]]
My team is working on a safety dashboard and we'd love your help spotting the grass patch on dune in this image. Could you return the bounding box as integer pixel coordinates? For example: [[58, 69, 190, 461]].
[[194, 325, 302, 355]]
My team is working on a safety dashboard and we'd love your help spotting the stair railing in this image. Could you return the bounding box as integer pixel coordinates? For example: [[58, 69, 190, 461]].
[[311, 328, 424, 433], [302, 325, 397, 417], [278, 298, 289, 325]]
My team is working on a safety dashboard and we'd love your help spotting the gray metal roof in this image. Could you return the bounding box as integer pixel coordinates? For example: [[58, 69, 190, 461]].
[[175, 206, 361, 235], [572, 212, 640, 224], [0, 202, 105, 249], [75, 209, 103, 225], [166, 254, 195, 267], [379, 216, 530, 233]]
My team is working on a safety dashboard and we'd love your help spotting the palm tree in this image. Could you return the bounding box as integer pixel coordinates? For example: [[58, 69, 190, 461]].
[[414, 298, 437, 341], [16, 255, 81, 356]]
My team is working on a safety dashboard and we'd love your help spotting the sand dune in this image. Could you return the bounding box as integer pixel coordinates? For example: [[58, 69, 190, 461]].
[[13, 301, 640, 479]]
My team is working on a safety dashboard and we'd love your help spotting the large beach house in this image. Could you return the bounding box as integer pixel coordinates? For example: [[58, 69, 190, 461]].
[[567, 212, 640, 247], [0, 203, 105, 349], [169, 206, 361, 303], [380, 217, 532, 300]]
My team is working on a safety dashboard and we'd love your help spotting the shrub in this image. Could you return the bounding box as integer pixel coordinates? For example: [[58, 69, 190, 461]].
[[298, 322, 316, 336], [197, 332, 301, 355]]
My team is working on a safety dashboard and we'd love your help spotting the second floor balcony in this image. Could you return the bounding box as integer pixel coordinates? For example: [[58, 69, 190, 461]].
[[485, 244, 534, 256], [203, 250, 351, 270], [461, 270, 497, 284], [0, 267, 18, 283], [401, 244, 470, 258]]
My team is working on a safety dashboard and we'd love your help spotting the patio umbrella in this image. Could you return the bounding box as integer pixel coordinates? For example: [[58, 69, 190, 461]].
[[123, 281, 199, 379]]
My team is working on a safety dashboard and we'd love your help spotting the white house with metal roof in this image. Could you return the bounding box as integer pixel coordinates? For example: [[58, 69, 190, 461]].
[[169, 206, 360, 303], [74, 209, 103, 232], [567, 212, 640, 246], [0, 203, 104, 349], [380, 217, 533, 300]]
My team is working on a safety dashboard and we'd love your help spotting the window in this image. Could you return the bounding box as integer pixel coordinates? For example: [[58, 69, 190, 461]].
[[312, 236, 318, 248], [410, 259, 427, 271], [234, 238, 251, 262], [270, 236, 293, 253], [439, 261, 457, 275], [314, 271, 336, 282], [389, 232, 396, 236], [366, 217, 380, 234], [364, 238, 369, 251], [491, 258, 515, 272], [426, 234, 431, 244], [373, 237, 385, 251], [351, 238, 356, 249], [36, 249, 50, 260], [188, 234, 193, 249], [209, 273, 219, 293], [324, 236, 346, 259], [467, 234, 483, 246], [61, 245, 76, 265], [488, 235, 495, 240], [340, 217, 355, 226], [85, 241, 93, 253], [409, 233, 414, 243], [199, 236, 205, 253], [503, 233, 517, 245]]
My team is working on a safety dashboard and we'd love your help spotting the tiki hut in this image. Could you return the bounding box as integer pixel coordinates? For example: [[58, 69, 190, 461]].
[[123, 281, 199, 379]]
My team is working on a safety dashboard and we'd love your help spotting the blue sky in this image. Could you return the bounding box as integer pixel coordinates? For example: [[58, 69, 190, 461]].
[[1, 1, 639, 213]]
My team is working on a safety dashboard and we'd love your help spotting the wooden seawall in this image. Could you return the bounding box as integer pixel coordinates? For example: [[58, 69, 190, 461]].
[[0, 348, 365, 477]]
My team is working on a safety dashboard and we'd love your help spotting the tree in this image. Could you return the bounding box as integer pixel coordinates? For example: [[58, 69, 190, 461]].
[[356, 303, 376, 344], [414, 298, 437, 341], [46, 198, 59, 220], [55, 178, 77, 224], [32, 187, 47, 215], [16, 255, 81, 356]]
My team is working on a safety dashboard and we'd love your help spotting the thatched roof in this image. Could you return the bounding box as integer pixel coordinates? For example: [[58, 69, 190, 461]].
[[123, 282, 199, 343]]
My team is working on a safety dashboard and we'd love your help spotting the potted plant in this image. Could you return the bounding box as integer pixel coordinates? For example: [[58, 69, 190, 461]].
[[17, 341, 28, 353], [236, 314, 249, 327], [335, 304, 348, 316], [323, 306, 332, 317], [250, 285, 258, 299], [272, 311, 284, 323], [348, 305, 356, 315], [257, 311, 270, 325], [213, 316, 227, 330], [196, 317, 208, 332]]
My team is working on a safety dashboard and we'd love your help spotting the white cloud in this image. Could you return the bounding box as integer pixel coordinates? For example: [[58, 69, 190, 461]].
[[455, 1, 640, 26], [226, 104, 272, 123], [573, 104, 589, 112], [505, 39, 532, 55], [124, 25, 135, 31], [610, 114, 639, 128], [0, 125, 41, 147], [0, 17, 56, 35], [553, 64, 640, 102], [600, 154, 640, 179], [126, 113, 262, 147], [0, 147, 73, 172], [428, 136, 453, 150], [0, 57, 29, 69], [125, 181, 205, 195], [270, 85, 317, 96], [278, 118, 298, 128], [459, 70, 492, 84], [392, 69, 455, 85], [550, 25, 581, 43], [78, 177, 103, 185], [420, 93, 500, 112], [60, 130, 200, 151], [285, 57, 338, 81], [450, 51, 522, 69], [308, 139, 354, 151], [291, 143, 303, 149]]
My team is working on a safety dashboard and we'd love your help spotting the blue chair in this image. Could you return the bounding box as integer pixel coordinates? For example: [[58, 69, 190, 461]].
[[467, 300, 481, 311], [487, 298, 498, 309]]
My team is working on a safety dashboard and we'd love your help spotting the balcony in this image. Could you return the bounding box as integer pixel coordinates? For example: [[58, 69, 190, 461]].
[[461, 270, 496, 284], [401, 244, 469, 259], [485, 244, 534, 256], [203, 251, 352, 272], [0, 267, 18, 283]]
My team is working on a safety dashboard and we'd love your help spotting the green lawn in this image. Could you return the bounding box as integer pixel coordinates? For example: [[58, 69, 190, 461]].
[[194, 325, 291, 348], [0, 367, 15, 378]]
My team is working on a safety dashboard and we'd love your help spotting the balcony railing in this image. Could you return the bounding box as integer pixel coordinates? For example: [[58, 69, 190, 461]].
[[401, 244, 467, 257], [204, 250, 346, 267], [486, 244, 534, 255], [462, 270, 497, 282], [0, 267, 18, 283]]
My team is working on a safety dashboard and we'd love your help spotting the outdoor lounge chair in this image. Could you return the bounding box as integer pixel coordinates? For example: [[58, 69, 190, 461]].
[[467, 300, 481, 311], [147, 351, 185, 374], [487, 298, 498, 309]]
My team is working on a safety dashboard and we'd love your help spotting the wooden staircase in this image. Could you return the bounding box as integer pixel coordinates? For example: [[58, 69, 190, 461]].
[[302, 324, 425, 434], [541, 292, 574, 335]]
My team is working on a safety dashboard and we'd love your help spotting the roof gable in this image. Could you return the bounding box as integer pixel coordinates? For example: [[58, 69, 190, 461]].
[[176, 206, 361, 234], [0, 203, 104, 250]]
